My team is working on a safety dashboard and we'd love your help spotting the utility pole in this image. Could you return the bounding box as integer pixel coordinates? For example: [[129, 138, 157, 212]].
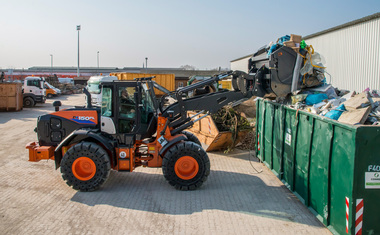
[[97, 51, 99, 74], [77, 25, 81, 77], [50, 54, 53, 76], [145, 57, 148, 74]]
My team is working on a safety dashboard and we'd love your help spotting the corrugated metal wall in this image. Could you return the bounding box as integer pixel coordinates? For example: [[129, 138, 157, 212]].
[[230, 56, 250, 73], [305, 17, 380, 91]]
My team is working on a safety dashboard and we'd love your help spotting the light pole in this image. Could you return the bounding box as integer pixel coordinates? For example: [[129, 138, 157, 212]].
[[145, 57, 148, 74], [50, 54, 53, 76], [77, 25, 81, 77], [97, 51, 99, 74]]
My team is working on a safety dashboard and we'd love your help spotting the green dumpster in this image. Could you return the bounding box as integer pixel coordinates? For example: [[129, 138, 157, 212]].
[[256, 98, 380, 235]]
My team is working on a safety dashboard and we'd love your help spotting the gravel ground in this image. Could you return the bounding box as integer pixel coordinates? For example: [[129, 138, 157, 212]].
[[0, 94, 331, 235]]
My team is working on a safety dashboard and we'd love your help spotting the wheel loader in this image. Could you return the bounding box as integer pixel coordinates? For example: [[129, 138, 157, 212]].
[[26, 48, 301, 192]]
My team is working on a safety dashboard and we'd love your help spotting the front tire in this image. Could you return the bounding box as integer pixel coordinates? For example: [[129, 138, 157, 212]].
[[47, 93, 53, 98], [162, 141, 210, 190], [61, 142, 111, 192], [23, 97, 35, 107]]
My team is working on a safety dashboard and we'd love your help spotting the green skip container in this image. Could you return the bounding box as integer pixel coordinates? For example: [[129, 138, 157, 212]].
[[256, 98, 380, 235]]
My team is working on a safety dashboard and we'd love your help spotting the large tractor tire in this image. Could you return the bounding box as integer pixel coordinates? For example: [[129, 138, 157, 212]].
[[61, 142, 111, 192], [181, 131, 202, 146], [162, 141, 210, 190], [23, 97, 35, 108]]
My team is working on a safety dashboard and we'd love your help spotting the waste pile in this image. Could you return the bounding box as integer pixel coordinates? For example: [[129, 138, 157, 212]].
[[211, 106, 251, 132], [287, 87, 380, 125], [236, 129, 256, 151], [260, 34, 380, 126], [210, 106, 253, 152], [56, 83, 83, 95]]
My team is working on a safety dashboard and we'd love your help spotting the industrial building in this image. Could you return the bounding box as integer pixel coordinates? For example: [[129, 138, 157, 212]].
[[0, 67, 223, 89]]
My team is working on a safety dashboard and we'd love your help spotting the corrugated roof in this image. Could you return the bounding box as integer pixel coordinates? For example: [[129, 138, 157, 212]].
[[230, 13, 380, 63], [230, 54, 253, 63], [303, 12, 380, 40]]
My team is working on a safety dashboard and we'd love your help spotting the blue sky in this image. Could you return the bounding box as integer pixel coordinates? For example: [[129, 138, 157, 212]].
[[1, 0, 379, 69]]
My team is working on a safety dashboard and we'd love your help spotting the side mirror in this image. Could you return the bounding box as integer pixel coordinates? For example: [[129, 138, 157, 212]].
[[53, 101, 62, 111]]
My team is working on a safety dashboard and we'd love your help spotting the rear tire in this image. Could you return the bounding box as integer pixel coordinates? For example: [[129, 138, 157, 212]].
[[162, 141, 210, 190], [181, 131, 202, 146], [23, 97, 35, 107], [61, 142, 111, 192], [47, 93, 53, 98]]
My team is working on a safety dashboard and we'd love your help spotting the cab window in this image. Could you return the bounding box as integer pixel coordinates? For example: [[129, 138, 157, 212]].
[[119, 87, 136, 119], [141, 85, 155, 124], [27, 80, 40, 87], [118, 86, 136, 133], [101, 87, 113, 117], [87, 81, 101, 94]]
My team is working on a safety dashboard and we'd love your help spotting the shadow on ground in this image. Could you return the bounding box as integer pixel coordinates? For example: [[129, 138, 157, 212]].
[[0, 94, 85, 124], [71, 169, 318, 226]]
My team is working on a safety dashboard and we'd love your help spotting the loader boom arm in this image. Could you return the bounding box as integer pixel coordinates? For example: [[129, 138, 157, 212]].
[[161, 70, 255, 135]]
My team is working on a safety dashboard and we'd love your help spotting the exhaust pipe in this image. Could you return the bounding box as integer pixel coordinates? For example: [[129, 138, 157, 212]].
[[83, 88, 92, 108]]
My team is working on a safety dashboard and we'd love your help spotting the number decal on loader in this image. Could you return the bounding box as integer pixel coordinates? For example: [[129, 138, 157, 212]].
[[158, 136, 168, 147]]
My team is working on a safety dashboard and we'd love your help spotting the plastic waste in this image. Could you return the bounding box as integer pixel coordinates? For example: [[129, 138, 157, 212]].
[[300, 51, 326, 75], [313, 102, 326, 109], [325, 86, 338, 98], [300, 40, 307, 49], [372, 90, 380, 97], [324, 104, 346, 120], [291, 94, 308, 104], [305, 93, 328, 105], [277, 35, 290, 45], [300, 50, 327, 89], [267, 44, 279, 58]]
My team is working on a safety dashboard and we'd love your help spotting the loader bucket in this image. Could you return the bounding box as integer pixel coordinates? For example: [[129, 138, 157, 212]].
[[186, 112, 250, 151]]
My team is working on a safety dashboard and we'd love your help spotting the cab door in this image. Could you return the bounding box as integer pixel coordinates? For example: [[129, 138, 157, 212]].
[[100, 83, 141, 143], [116, 85, 139, 134], [26, 79, 42, 95], [100, 86, 116, 134]]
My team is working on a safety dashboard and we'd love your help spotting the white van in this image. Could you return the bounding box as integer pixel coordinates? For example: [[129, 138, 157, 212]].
[[86, 75, 117, 106]]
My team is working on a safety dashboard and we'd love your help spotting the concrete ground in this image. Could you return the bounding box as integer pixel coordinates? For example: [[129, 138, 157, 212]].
[[0, 94, 331, 235]]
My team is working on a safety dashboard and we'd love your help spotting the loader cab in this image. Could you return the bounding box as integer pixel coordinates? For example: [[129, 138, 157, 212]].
[[100, 81, 157, 144]]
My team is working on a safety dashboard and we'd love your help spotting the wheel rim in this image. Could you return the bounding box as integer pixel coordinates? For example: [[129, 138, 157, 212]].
[[72, 157, 96, 181], [174, 156, 199, 180]]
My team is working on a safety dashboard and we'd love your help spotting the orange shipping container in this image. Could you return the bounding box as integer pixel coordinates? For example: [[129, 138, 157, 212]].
[[0, 83, 23, 111], [110, 73, 175, 96]]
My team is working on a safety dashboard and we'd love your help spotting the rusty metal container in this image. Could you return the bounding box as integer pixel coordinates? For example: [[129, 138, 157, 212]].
[[0, 83, 23, 111]]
